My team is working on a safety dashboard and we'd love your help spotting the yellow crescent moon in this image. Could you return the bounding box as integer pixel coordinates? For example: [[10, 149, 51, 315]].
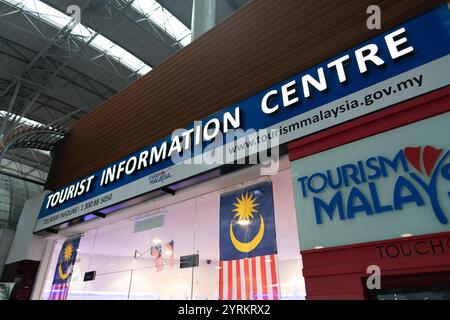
[[58, 264, 72, 280], [230, 214, 265, 253]]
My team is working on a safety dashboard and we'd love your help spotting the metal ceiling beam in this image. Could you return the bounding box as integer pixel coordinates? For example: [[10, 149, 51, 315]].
[[0, 39, 118, 127], [0, 10, 137, 85], [0, 18, 74, 100], [0, 169, 45, 186], [0, 81, 21, 136], [0, 84, 85, 123], [0, 35, 119, 96], [0, 1, 139, 164], [0, 48, 109, 120], [2, 153, 50, 173], [110, 0, 182, 51], [0, 36, 113, 111], [11, 92, 41, 124], [0, 159, 47, 183]]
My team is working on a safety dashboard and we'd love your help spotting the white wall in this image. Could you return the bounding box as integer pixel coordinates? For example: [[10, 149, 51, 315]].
[[6, 191, 49, 264]]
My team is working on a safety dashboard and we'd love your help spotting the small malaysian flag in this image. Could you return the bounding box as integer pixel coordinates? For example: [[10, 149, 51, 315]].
[[49, 236, 81, 300], [219, 182, 279, 300], [151, 243, 164, 271]]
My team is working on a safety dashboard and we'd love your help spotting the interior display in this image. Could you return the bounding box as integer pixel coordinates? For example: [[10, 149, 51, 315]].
[[39, 169, 305, 300]]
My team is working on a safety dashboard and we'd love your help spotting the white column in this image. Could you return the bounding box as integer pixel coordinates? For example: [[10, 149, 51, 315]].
[[191, 0, 216, 40], [6, 192, 49, 265]]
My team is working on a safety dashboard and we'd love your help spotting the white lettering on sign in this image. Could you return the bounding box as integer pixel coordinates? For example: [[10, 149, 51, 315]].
[[385, 28, 414, 60], [46, 175, 95, 209], [46, 108, 241, 210], [261, 28, 414, 114], [44, 28, 415, 211]]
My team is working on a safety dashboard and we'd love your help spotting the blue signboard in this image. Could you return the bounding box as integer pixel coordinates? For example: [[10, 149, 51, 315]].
[[34, 4, 450, 232]]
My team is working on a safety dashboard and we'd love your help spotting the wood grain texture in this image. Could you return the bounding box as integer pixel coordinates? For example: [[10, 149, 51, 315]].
[[46, 0, 445, 190]]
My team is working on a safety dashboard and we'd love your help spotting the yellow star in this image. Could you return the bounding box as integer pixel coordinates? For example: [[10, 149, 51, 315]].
[[63, 243, 73, 262], [232, 192, 259, 224]]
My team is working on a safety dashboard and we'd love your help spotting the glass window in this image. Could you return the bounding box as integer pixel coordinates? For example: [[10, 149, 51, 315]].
[[127, 198, 197, 300], [40, 168, 305, 300], [40, 229, 97, 300], [83, 271, 133, 300], [192, 191, 221, 300], [40, 239, 63, 300], [68, 229, 97, 300], [271, 170, 306, 300]]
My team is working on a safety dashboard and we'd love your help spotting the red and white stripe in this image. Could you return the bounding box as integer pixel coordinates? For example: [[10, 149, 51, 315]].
[[49, 283, 69, 300], [219, 254, 279, 300]]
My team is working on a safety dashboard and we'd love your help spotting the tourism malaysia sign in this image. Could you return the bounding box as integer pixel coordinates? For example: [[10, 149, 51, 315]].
[[34, 5, 450, 232], [291, 113, 450, 250]]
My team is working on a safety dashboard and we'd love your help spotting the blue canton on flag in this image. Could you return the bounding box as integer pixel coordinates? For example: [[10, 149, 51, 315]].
[[220, 182, 277, 261]]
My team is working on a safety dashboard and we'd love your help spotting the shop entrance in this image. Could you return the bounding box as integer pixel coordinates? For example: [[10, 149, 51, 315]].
[[39, 169, 306, 300]]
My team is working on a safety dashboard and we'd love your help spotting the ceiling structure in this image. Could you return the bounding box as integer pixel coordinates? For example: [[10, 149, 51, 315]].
[[0, 0, 248, 226]]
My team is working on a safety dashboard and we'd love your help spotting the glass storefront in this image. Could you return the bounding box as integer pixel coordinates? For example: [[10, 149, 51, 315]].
[[39, 168, 306, 300]]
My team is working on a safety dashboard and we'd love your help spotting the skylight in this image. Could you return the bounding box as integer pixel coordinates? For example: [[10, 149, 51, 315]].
[[2, 0, 153, 76], [131, 0, 192, 47], [0, 110, 45, 128]]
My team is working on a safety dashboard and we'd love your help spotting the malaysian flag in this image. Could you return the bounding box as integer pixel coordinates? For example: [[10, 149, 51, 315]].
[[219, 182, 279, 300], [151, 243, 164, 271], [49, 283, 70, 301], [49, 236, 81, 300]]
